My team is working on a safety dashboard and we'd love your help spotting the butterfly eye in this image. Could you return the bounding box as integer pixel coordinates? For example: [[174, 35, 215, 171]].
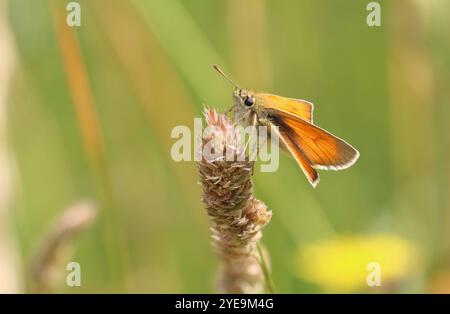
[[244, 96, 255, 107]]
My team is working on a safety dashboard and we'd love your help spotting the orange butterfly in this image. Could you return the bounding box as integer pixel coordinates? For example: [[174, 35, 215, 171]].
[[214, 65, 359, 187]]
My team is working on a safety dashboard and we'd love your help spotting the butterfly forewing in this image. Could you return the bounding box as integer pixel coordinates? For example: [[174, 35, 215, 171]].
[[256, 93, 314, 123]]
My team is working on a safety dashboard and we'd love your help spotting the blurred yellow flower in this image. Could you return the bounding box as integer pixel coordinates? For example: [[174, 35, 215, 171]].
[[296, 234, 418, 292]]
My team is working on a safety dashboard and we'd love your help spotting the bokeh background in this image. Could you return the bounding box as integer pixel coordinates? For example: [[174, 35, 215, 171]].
[[1, 0, 449, 293]]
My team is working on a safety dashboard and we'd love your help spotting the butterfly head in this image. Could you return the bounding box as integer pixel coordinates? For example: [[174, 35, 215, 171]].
[[233, 88, 257, 109]]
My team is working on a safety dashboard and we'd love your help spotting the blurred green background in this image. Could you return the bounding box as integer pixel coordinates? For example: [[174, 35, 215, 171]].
[[1, 0, 449, 293]]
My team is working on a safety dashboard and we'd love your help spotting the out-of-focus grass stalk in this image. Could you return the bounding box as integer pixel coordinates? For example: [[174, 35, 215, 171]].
[[227, 0, 272, 89], [198, 109, 273, 293], [388, 1, 439, 259], [50, 3, 105, 174], [0, 0, 21, 293], [257, 243, 275, 293], [413, 0, 450, 263], [49, 1, 129, 287], [130, 0, 229, 103], [90, 0, 202, 216], [30, 201, 97, 293]]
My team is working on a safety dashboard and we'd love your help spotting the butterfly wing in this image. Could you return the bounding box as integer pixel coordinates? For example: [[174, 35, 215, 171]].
[[256, 93, 314, 123], [272, 125, 320, 187], [270, 110, 359, 172]]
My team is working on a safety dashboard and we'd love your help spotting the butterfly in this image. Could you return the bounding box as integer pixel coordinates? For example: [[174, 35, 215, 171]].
[[213, 65, 359, 187]]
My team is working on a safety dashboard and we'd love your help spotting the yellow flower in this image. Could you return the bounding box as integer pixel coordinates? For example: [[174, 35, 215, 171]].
[[296, 234, 418, 292]]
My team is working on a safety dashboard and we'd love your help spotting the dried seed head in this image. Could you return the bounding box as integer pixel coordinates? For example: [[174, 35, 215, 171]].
[[30, 201, 97, 292], [198, 108, 272, 293]]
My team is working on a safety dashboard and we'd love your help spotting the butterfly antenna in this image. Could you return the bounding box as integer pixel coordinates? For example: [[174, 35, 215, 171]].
[[213, 65, 241, 90]]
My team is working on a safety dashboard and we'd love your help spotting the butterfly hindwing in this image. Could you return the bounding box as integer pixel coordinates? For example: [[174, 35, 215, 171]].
[[270, 110, 359, 171]]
